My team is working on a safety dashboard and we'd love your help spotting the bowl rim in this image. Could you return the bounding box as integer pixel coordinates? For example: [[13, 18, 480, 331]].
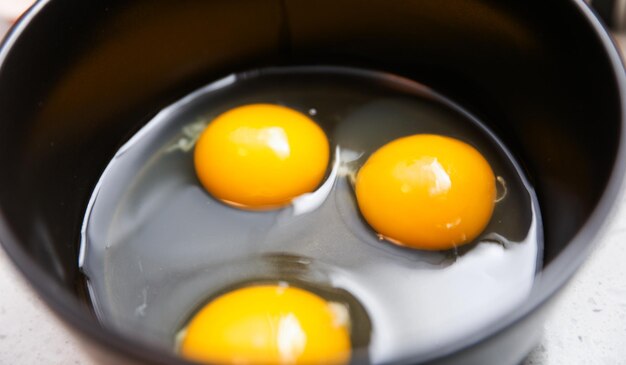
[[0, 0, 625, 364]]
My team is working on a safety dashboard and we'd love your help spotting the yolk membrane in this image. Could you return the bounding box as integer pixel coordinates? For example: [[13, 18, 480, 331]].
[[194, 104, 330, 209], [180, 284, 351, 365], [355, 134, 496, 250]]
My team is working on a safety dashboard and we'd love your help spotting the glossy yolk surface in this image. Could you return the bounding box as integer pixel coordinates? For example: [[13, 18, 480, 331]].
[[194, 104, 330, 209], [355, 134, 496, 250], [180, 285, 351, 365]]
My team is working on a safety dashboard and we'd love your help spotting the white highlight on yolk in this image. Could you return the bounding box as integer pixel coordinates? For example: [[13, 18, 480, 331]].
[[393, 157, 452, 196], [444, 218, 462, 229], [424, 159, 452, 195], [277, 314, 308, 363], [328, 302, 350, 329], [230, 126, 291, 160]]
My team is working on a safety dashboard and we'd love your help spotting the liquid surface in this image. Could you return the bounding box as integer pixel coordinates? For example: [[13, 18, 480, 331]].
[[80, 66, 543, 363]]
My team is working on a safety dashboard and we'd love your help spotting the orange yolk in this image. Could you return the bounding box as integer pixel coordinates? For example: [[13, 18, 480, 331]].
[[179, 285, 351, 365], [194, 104, 330, 209], [355, 134, 496, 250]]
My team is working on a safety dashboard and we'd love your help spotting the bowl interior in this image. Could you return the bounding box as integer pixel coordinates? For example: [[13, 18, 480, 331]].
[[0, 0, 622, 363]]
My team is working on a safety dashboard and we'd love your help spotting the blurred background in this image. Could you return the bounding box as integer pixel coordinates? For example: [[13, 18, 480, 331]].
[[0, 1, 625, 364]]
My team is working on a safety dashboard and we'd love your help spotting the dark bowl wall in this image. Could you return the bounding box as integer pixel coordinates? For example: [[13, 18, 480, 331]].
[[0, 0, 623, 364]]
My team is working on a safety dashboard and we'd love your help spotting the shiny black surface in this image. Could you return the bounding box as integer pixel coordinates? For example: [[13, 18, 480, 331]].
[[0, 1, 624, 364]]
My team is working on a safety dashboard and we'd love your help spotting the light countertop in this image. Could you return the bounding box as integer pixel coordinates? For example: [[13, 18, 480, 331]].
[[1, 12, 626, 365]]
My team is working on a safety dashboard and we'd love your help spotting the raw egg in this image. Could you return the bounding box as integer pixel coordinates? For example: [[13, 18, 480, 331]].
[[81, 67, 542, 362], [194, 104, 330, 209], [179, 284, 351, 365], [355, 134, 496, 250]]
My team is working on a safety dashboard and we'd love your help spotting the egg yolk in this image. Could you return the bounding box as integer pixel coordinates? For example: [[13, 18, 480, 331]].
[[180, 285, 351, 365], [194, 104, 330, 209], [355, 134, 496, 250]]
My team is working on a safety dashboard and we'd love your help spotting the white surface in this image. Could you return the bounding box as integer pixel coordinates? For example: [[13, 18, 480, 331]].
[[0, 249, 98, 364], [1, 14, 626, 365], [523, 189, 626, 365], [0, 0, 32, 21]]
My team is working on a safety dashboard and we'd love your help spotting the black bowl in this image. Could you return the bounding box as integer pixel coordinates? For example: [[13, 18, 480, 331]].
[[0, 1, 624, 364]]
